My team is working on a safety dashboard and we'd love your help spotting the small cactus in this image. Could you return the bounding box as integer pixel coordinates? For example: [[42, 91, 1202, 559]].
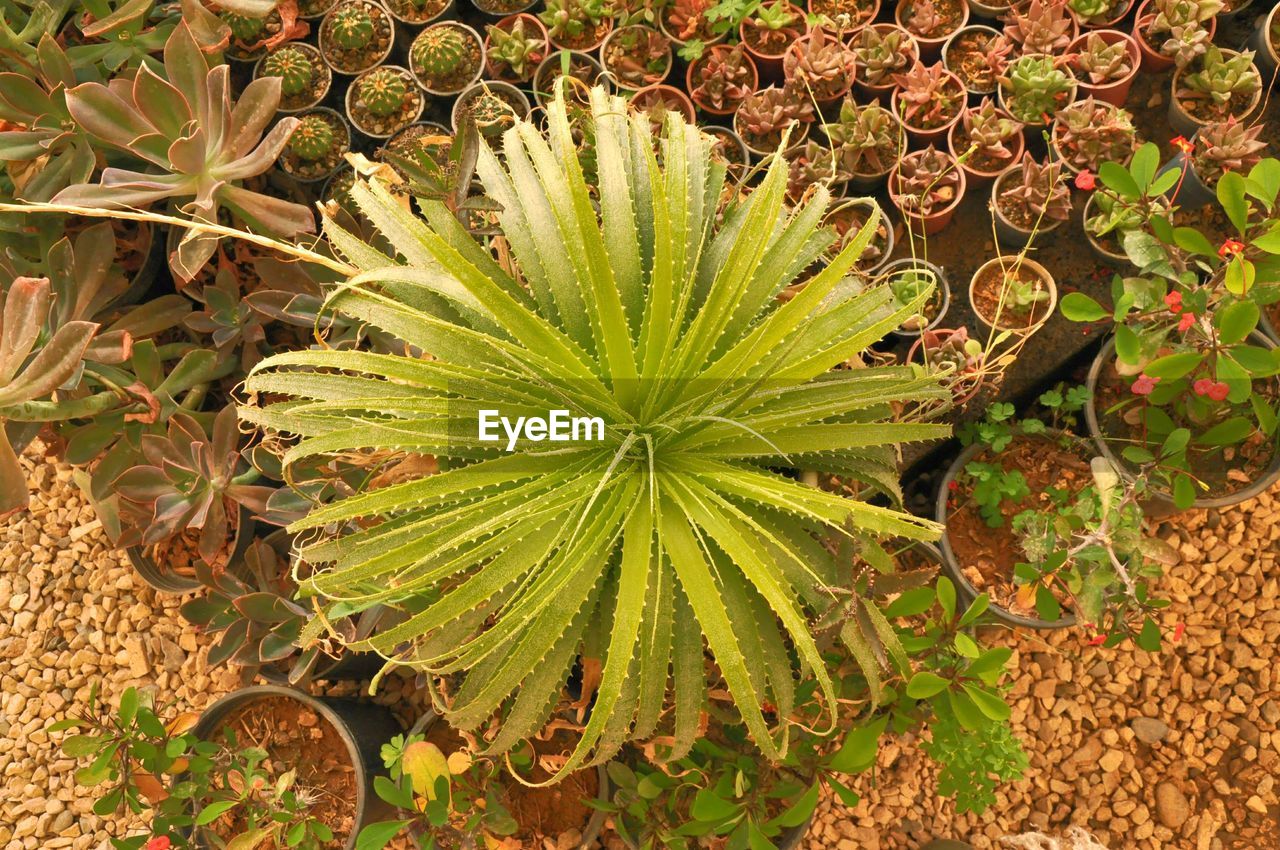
[[412, 25, 472, 80], [264, 47, 315, 96], [224, 12, 268, 44], [359, 68, 409, 117], [331, 3, 375, 50], [289, 114, 337, 161]]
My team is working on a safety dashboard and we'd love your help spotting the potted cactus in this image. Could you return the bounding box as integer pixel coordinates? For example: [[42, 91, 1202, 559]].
[[346, 65, 425, 139], [783, 28, 857, 105], [1067, 0, 1132, 27], [600, 24, 673, 91], [738, 0, 808, 71], [319, 0, 394, 75], [1169, 47, 1264, 138], [1133, 0, 1220, 71], [1166, 118, 1268, 208], [383, 0, 452, 25], [220, 7, 282, 63], [892, 60, 966, 145], [452, 81, 531, 136], [1002, 0, 1077, 55], [889, 145, 967, 234], [1066, 29, 1140, 106], [733, 85, 815, 157], [659, 0, 722, 53], [998, 53, 1077, 129], [1049, 97, 1138, 174], [256, 43, 331, 113], [280, 108, 351, 183], [532, 50, 608, 108], [824, 100, 905, 190], [942, 25, 1012, 96], [991, 153, 1072, 248], [852, 24, 919, 100], [948, 98, 1025, 186], [895, 0, 970, 58], [484, 14, 548, 84], [968, 255, 1057, 334], [539, 0, 612, 51], [410, 22, 485, 96], [687, 44, 758, 115]]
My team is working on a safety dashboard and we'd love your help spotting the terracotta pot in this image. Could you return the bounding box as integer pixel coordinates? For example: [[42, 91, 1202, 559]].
[[905, 327, 986, 405], [1132, 0, 1216, 72], [738, 2, 809, 78], [1049, 109, 1136, 176], [686, 44, 758, 116], [734, 103, 812, 159], [997, 56, 1077, 132], [549, 14, 612, 53], [1067, 29, 1140, 107], [989, 164, 1068, 249], [895, 0, 970, 60], [892, 68, 966, 146], [967, 255, 1058, 334], [1069, 0, 1133, 30], [632, 83, 696, 124], [483, 13, 549, 84], [657, 5, 726, 55], [1168, 52, 1263, 138], [782, 32, 857, 106], [941, 25, 1003, 97], [964, 0, 1013, 21], [531, 51, 608, 109], [947, 109, 1025, 188], [853, 24, 919, 102], [889, 151, 968, 234]]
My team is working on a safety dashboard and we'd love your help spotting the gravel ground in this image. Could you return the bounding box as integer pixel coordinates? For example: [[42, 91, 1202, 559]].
[[2, 448, 1278, 849]]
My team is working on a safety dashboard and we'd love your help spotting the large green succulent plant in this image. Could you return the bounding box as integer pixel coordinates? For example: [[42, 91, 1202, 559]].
[[240, 86, 948, 776], [50, 21, 315, 280]]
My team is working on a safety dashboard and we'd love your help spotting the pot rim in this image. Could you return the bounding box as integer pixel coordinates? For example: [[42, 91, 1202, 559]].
[[881, 255, 952, 337], [967, 253, 1058, 334], [409, 21, 486, 96]]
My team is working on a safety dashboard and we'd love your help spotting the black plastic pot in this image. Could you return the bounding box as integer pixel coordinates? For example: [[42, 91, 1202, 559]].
[[127, 505, 257, 594], [1159, 148, 1216, 209], [1252, 5, 1279, 80], [1084, 333, 1280, 512], [404, 712, 610, 849], [1081, 193, 1129, 268], [192, 685, 400, 850], [934, 432, 1082, 630]]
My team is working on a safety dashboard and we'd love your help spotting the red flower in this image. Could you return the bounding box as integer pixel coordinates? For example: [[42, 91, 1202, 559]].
[[1207, 381, 1230, 402], [1171, 136, 1194, 155], [1164, 291, 1183, 313], [1193, 378, 1213, 396], [145, 838, 171, 850], [1173, 622, 1186, 642], [1131, 374, 1159, 396], [1178, 312, 1196, 332], [1087, 634, 1108, 646], [947, 480, 959, 491], [1074, 169, 1096, 190], [1218, 239, 1245, 259]]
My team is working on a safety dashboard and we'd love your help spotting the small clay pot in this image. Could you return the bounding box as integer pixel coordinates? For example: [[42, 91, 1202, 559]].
[[738, 1, 809, 77], [967, 254, 1058, 334], [947, 108, 1025, 189], [598, 23, 673, 91], [891, 66, 966, 145], [686, 44, 759, 116], [895, 0, 970, 60], [632, 84, 696, 124], [853, 24, 919, 101], [1069, 0, 1133, 30], [1132, 0, 1216, 72], [888, 150, 967, 235], [941, 25, 1004, 97], [1067, 29, 1140, 107], [484, 13, 548, 84], [409, 22, 485, 96]]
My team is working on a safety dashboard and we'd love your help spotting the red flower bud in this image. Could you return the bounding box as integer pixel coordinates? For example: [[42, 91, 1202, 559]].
[[1178, 312, 1195, 332], [1207, 381, 1230, 402], [1131, 374, 1158, 396], [1074, 170, 1096, 191], [1218, 239, 1245, 259], [145, 838, 172, 850], [1164, 291, 1182, 313]]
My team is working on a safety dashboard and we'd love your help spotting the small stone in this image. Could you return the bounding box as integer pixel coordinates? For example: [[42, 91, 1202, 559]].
[[1155, 782, 1191, 829], [1246, 796, 1267, 815], [1100, 750, 1125, 772], [1132, 717, 1170, 744]]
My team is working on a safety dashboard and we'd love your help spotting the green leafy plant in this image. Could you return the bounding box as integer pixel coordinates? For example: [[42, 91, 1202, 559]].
[[486, 16, 547, 81], [239, 86, 949, 774], [1141, 0, 1221, 68], [823, 101, 902, 181], [851, 24, 912, 86], [1081, 142, 1178, 244], [1052, 98, 1137, 174], [1175, 47, 1262, 121], [999, 54, 1075, 125]]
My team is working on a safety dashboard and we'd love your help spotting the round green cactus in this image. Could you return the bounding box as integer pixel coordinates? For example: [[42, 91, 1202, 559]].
[[224, 12, 268, 44], [263, 47, 315, 96], [359, 68, 408, 117], [330, 3, 374, 50], [289, 114, 337, 161], [412, 26, 471, 80]]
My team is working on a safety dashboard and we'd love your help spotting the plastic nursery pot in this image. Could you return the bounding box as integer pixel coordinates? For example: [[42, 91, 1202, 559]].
[[811, 0, 882, 34], [451, 80, 531, 136], [1158, 146, 1216, 209], [1048, 111, 1136, 177], [1252, 5, 1280, 80], [997, 59, 1078, 133], [881, 256, 951, 337], [946, 111, 1025, 189], [1131, 0, 1216, 72], [781, 33, 856, 106], [825, 197, 896, 275], [484, 13, 549, 84], [1216, 0, 1255, 21], [1167, 53, 1263, 139], [298, 0, 339, 20], [963, 0, 1013, 21], [598, 24, 673, 92], [1069, 0, 1133, 30], [1084, 333, 1280, 512], [967, 254, 1057, 335], [686, 45, 759, 116], [1080, 193, 1129, 267], [549, 13, 612, 53], [253, 43, 332, 113], [532, 51, 609, 109], [738, 1, 809, 77], [888, 153, 968, 235], [409, 22, 486, 96], [127, 505, 257, 594], [854, 24, 919, 102], [383, 0, 452, 26], [344, 65, 426, 140], [989, 164, 1069, 249], [279, 107, 352, 184], [934, 433, 1081, 630], [941, 25, 1003, 97], [470, 0, 537, 15], [895, 0, 970, 60], [891, 68, 966, 145], [705, 125, 752, 172], [402, 712, 610, 850], [192, 686, 401, 850], [1067, 29, 1140, 107], [632, 84, 696, 125], [905, 327, 986, 405], [319, 0, 396, 76], [656, 5, 726, 57]]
